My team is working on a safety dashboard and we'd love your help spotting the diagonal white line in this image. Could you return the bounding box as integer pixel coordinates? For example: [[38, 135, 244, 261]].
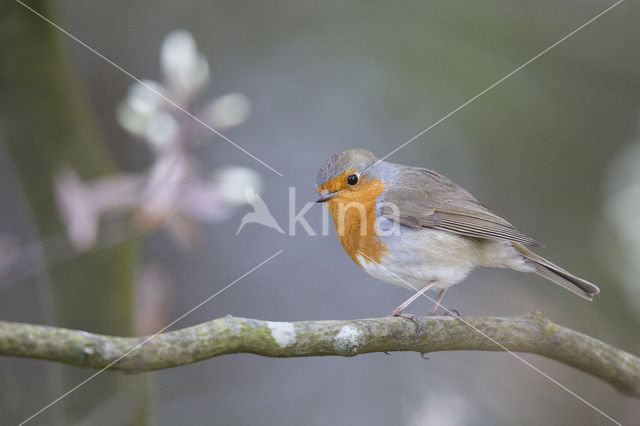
[[357, 250, 622, 426], [13, 0, 283, 177], [18, 250, 283, 425], [370, 0, 624, 169]]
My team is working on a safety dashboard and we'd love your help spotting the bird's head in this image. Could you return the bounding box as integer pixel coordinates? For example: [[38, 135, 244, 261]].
[[315, 149, 386, 205]]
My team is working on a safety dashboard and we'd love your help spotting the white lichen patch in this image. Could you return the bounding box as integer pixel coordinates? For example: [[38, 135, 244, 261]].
[[225, 315, 243, 334], [435, 315, 456, 321], [101, 340, 122, 360], [334, 325, 365, 355], [266, 322, 296, 348]]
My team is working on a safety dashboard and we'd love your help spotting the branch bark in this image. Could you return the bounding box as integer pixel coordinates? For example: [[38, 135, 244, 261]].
[[1, 312, 638, 397]]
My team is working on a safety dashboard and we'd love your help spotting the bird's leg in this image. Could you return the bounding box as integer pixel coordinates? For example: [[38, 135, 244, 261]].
[[391, 291, 426, 317], [427, 288, 447, 316], [391, 280, 438, 316], [391, 280, 438, 330]]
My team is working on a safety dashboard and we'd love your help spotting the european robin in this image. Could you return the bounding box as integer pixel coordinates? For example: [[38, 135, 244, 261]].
[[315, 149, 599, 317]]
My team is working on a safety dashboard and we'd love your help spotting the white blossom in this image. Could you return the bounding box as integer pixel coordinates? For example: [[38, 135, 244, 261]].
[[161, 30, 210, 103], [203, 93, 251, 129], [213, 166, 263, 205], [57, 30, 261, 251], [144, 110, 180, 150], [116, 80, 166, 139]]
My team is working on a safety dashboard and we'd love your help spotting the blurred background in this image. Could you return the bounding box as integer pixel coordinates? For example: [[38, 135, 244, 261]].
[[1, 0, 639, 425]]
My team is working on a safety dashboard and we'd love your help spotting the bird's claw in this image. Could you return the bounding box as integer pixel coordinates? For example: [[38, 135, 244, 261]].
[[392, 312, 423, 333], [428, 307, 461, 317]]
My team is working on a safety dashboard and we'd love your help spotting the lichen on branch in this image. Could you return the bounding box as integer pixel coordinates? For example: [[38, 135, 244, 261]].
[[0, 312, 638, 397]]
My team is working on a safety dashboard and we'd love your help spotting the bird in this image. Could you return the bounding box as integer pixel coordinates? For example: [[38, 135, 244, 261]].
[[315, 149, 599, 318]]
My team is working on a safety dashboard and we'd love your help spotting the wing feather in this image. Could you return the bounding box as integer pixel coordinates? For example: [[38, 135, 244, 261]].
[[381, 166, 541, 246]]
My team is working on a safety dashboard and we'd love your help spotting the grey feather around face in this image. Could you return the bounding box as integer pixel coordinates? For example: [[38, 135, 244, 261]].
[[315, 149, 378, 187]]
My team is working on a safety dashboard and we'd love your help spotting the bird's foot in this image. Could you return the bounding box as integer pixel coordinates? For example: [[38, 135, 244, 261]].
[[428, 307, 460, 317], [391, 311, 423, 333]]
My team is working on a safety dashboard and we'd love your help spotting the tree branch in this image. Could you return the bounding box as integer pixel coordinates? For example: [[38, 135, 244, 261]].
[[1, 312, 638, 397]]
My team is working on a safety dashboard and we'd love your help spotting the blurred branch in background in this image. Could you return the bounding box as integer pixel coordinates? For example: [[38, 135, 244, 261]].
[[0, 1, 144, 422], [1, 312, 638, 398], [0, 1, 262, 423]]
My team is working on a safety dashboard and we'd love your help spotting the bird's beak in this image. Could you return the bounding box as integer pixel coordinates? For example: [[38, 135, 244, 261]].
[[315, 190, 339, 203]]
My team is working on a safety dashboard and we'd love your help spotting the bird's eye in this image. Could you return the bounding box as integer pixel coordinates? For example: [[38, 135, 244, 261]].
[[347, 174, 358, 186]]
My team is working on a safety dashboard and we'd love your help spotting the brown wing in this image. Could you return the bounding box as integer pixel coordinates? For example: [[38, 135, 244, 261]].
[[381, 166, 541, 246]]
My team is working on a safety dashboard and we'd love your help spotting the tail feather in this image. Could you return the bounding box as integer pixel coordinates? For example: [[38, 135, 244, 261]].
[[511, 243, 600, 301]]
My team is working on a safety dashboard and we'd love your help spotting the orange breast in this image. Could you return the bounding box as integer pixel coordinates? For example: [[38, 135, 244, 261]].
[[323, 177, 389, 265]]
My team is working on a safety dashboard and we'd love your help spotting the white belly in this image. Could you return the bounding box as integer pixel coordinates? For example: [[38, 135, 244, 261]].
[[356, 217, 533, 291]]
